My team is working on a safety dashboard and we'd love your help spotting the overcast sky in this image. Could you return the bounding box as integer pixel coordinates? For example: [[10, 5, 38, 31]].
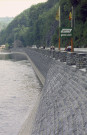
[[0, 0, 47, 17]]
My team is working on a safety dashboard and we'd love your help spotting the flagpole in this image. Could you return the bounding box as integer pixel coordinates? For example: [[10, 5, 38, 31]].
[[71, 6, 73, 52], [58, 6, 61, 50], [71, 6, 73, 27]]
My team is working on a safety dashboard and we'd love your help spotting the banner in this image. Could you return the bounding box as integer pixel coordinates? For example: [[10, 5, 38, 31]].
[[69, 12, 72, 20], [55, 7, 60, 21]]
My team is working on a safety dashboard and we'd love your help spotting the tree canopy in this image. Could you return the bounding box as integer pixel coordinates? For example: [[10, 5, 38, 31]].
[[0, 0, 87, 48]]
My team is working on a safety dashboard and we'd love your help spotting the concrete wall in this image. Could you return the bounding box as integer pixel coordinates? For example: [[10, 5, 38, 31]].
[[24, 48, 87, 135], [11, 48, 87, 135]]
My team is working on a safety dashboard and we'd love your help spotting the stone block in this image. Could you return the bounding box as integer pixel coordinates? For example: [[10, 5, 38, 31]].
[[54, 51, 60, 60], [59, 51, 67, 62], [66, 52, 76, 65], [46, 50, 51, 57], [50, 50, 55, 58], [76, 53, 87, 69]]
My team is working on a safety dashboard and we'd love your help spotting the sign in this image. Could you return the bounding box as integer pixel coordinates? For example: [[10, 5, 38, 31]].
[[60, 28, 73, 37]]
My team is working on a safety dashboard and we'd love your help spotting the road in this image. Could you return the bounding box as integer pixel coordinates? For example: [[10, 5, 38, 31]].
[[45, 47, 87, 54]]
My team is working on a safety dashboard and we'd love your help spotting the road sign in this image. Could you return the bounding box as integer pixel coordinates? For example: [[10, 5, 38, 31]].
[[60, 28, 73, 37]]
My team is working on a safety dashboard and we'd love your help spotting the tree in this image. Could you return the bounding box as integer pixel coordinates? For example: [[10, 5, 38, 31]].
[[70, 0, 80, 7]]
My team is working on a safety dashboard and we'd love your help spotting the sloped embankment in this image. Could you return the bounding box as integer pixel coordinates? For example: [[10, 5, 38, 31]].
[[25, 49, 87, 135], [11, 48, 87, 135]]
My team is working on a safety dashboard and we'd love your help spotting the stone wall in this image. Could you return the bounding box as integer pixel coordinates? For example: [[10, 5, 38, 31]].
[[24, 48, 53, 78], [24, 48, 87, 135], [34, 49, 87, 70], [11, 48, 87, 135]]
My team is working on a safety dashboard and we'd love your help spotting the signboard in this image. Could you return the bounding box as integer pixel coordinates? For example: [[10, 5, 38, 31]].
[[60, 28, 73, 37]]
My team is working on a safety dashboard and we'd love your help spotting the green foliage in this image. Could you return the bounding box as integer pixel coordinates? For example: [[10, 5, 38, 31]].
[[0, 0, 87, 48], [69, 0, 80, 7], [5, 43, 10, 49], [0, 17, 13, 31], [59, 0, 87, 47]]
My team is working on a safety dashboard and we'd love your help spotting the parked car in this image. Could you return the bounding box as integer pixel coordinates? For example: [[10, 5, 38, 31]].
[[65, 45, 73, 51]]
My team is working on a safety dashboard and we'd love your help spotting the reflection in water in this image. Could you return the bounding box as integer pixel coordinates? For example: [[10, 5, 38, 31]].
[[0, 53, 41, 135], [0, 53, 27, 61], [0, 53, 11, 60]]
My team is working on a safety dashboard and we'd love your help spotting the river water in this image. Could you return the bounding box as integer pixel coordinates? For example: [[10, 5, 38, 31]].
[[0, 53, 41, 135]]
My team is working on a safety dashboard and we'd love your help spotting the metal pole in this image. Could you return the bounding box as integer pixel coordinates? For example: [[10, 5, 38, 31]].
[[59, 6, 61, 28], [71, 6, 73, 52], [71, 38, 73, 52], [58, 6, 61, 50]]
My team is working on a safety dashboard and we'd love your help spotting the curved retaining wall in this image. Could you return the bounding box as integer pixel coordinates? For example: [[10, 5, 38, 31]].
[[11, 48, 87, 135]]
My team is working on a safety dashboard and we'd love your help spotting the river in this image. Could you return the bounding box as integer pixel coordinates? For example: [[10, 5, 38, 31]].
[[0, 53, 41, 135]]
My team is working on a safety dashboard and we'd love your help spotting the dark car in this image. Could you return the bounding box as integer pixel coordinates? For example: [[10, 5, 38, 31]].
[[65, 46, 71, 51]]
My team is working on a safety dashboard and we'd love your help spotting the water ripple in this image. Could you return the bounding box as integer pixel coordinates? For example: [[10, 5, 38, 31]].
[[0, 60, 41, 135]]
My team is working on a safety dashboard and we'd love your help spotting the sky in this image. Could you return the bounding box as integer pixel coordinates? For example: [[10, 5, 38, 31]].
[[0, 0, 47, 17]]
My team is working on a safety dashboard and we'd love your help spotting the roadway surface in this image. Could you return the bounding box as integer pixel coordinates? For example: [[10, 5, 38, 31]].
[[45, 47, 87, 54]]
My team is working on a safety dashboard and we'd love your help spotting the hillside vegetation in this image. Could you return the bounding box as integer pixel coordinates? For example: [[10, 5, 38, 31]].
[[0, 17, 13, 32], [0, 0, 87, 48]]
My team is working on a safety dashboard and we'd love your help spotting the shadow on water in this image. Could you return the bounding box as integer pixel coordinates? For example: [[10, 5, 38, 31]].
[[0, 53, 28, 61]]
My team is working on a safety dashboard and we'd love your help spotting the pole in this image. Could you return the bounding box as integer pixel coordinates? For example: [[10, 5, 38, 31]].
[[71, 38, 73, 52], [71, 6, 73, 27], [59, 35, 60, 50], [58, 6, 61, 50], [71, 6, 73, 52]]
